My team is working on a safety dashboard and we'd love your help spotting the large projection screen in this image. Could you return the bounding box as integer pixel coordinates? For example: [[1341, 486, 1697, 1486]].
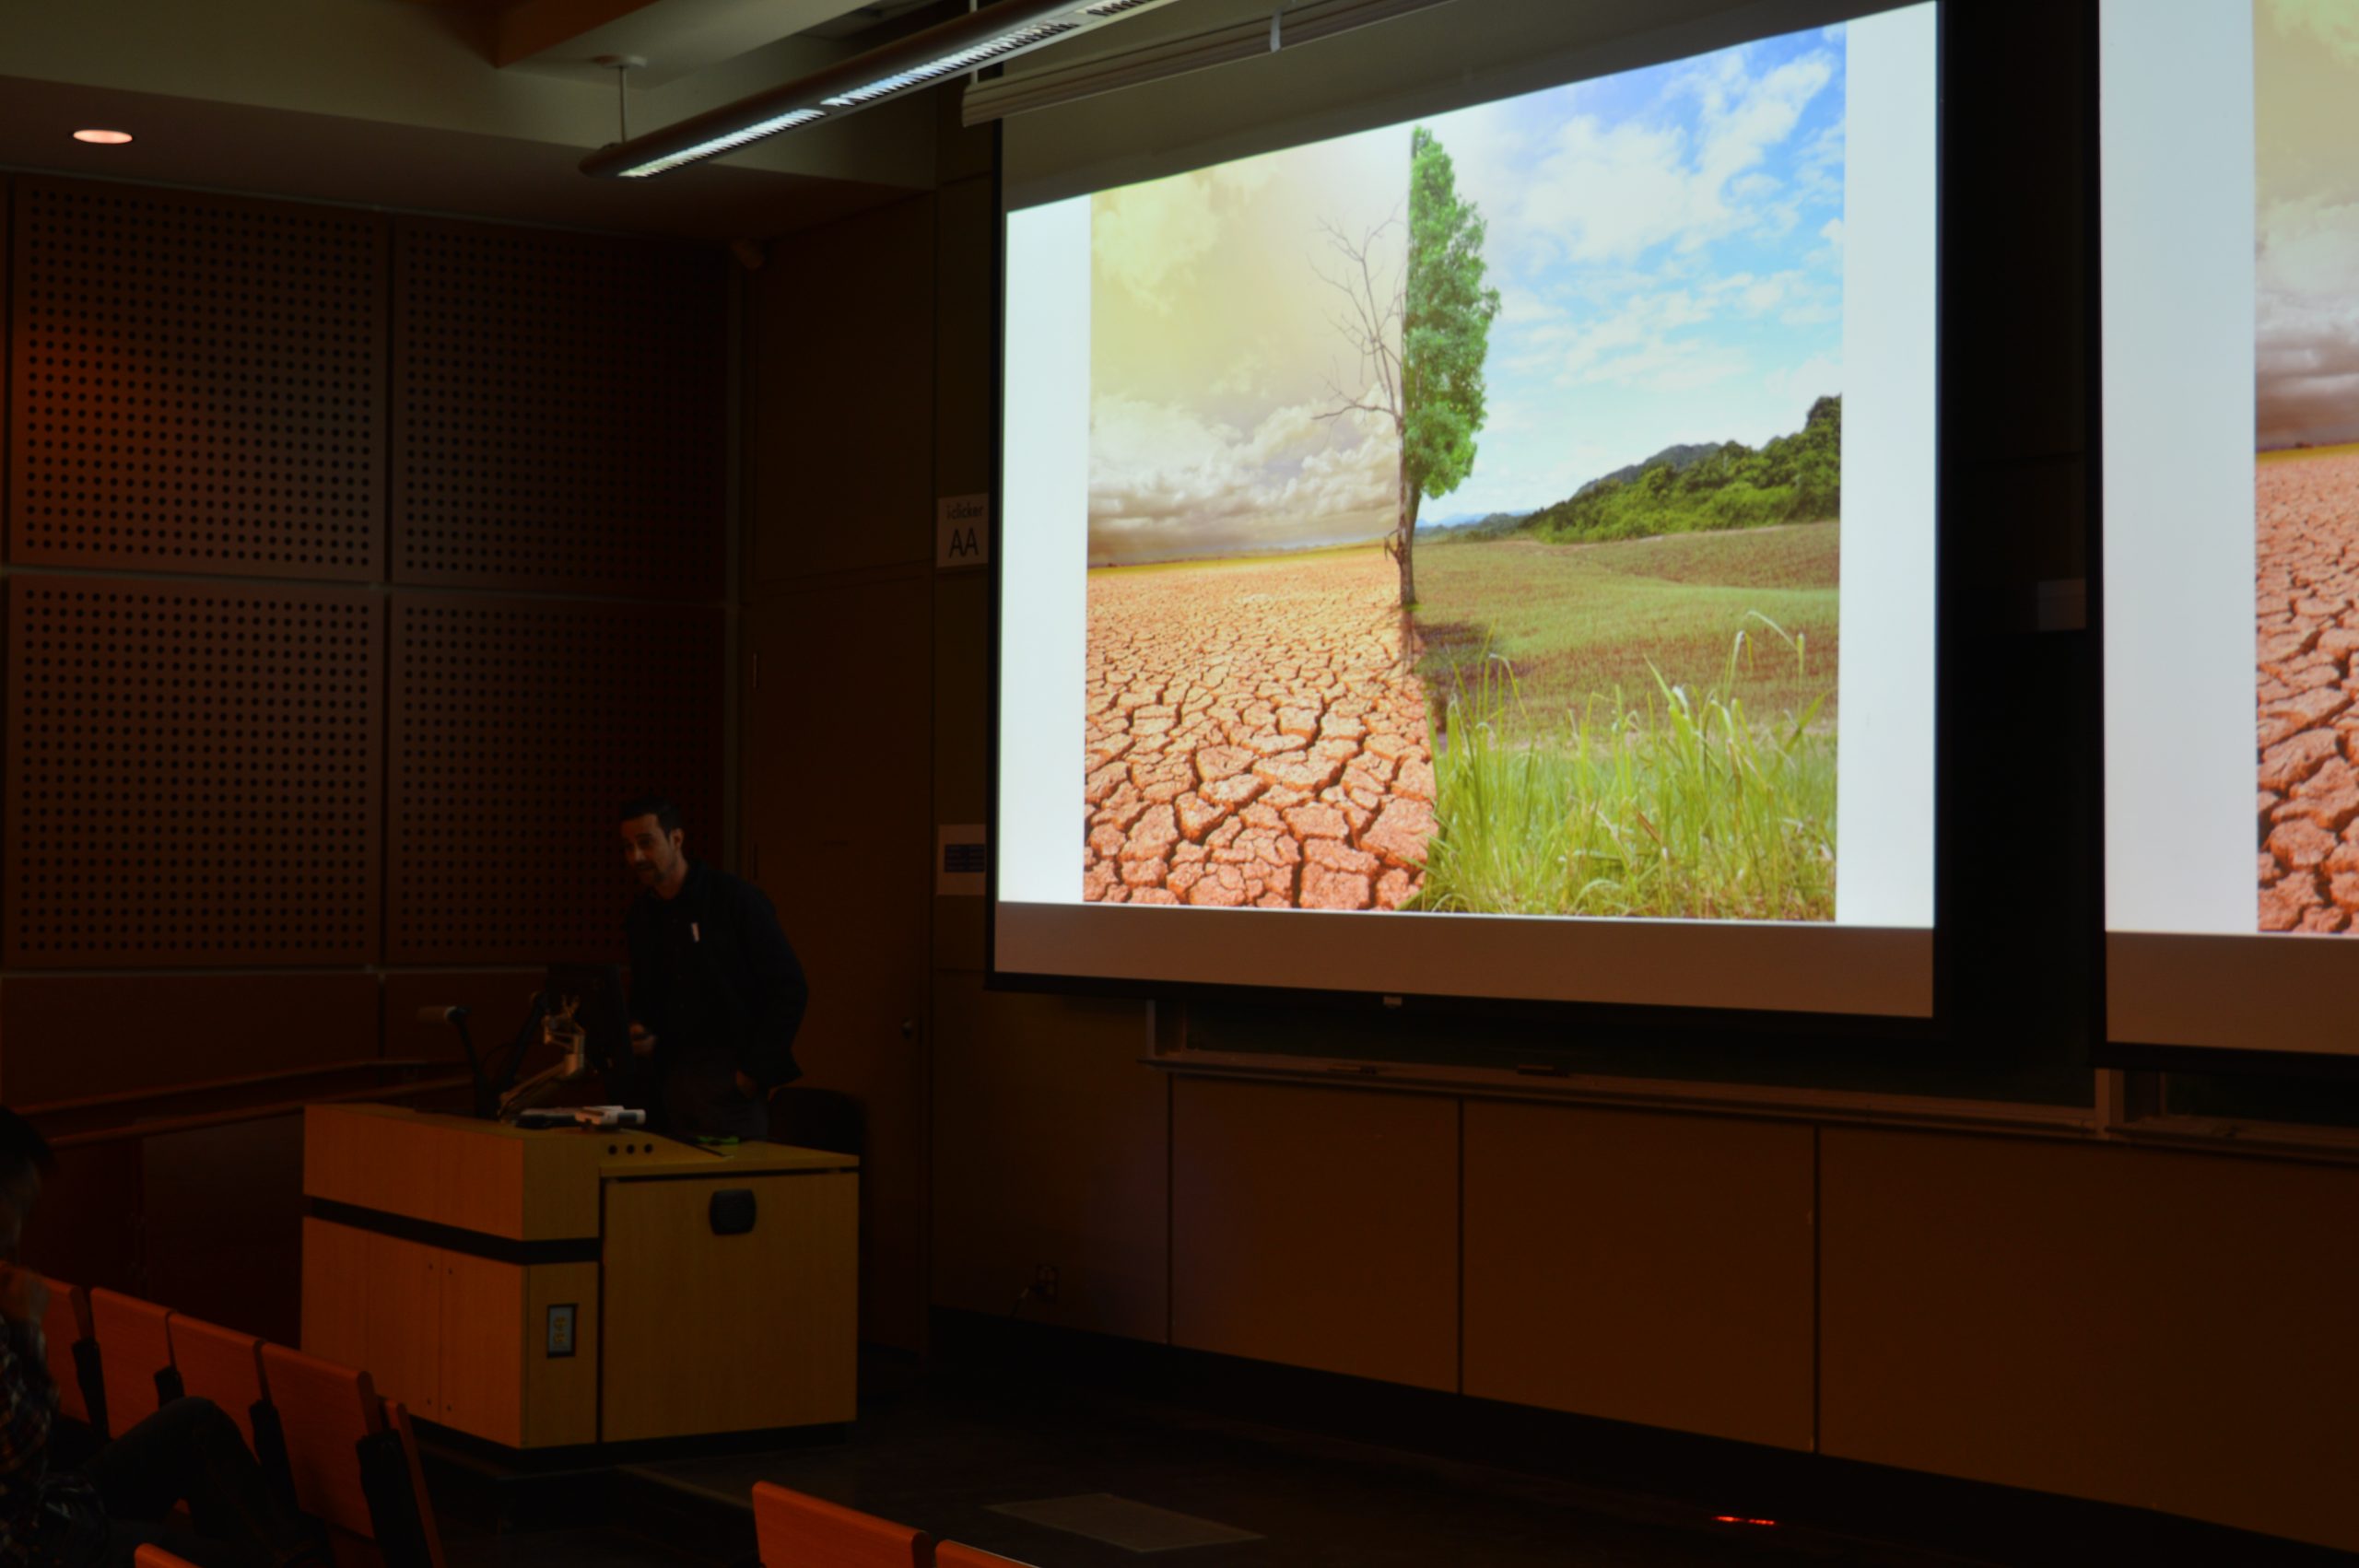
[[2102, 0, 2359, 1059], [994, 2, 1941, 1015]]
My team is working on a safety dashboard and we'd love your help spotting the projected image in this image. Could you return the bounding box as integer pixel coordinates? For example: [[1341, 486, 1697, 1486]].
[[1083, 29, 1848, 919], [2255, 1, 2359, 933], [1084, 128, 1433, 911]]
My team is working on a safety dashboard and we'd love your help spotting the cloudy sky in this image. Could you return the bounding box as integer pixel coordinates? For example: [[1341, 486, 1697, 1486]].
[[1415, 24, 1847, 522], [2257, 0, 2359, 451], [1088, 126, 1407, 565]]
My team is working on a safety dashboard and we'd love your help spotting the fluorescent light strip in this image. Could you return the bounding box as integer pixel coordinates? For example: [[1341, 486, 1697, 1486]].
[[1083, 0, 1160, 12], [618, 107, 829, 177], [822, 19, 1082, 107]]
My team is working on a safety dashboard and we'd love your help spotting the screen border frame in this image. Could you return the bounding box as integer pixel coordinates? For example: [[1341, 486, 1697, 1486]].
[[980, 2, 1958, 1039], [2088, 0, 2359, 1080]]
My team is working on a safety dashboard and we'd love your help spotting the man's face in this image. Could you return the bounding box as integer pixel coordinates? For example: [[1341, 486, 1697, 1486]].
[[0, 1170, 41, 1264], [621, 813, 686, 889]]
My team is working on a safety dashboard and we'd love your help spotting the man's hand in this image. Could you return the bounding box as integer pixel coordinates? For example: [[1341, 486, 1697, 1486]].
[[734, 1071, 761, 1100], [0, 1266, 48, 1327], [628, 1023, 657, 1058]]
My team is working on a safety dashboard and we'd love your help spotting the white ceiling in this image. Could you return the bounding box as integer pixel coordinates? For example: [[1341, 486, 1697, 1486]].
[[0, 0, 969, 239]]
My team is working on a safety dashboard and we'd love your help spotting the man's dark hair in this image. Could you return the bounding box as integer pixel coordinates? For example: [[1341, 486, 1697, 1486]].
[[619, 794, 684, 835], [0, 1109, 54, 1186]]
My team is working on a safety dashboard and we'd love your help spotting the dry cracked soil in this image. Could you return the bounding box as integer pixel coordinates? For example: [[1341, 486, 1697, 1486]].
[[2256, 451, 2359, 931], [1084, 549, 1435, 912]]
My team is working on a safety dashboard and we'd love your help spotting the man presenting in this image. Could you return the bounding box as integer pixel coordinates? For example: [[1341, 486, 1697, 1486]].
[[618, 795, 809, 1141]]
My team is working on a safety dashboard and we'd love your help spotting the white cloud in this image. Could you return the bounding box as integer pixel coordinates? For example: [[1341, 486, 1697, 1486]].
[[1210, 350, 1274, 400], [1088, 392, 1400, 561], [1511, 47, 1836, 265], [2259, 194, 2359, 299], [1496, 285, 1566, 325], [1093, 175, 1221, 314], [2270, 0, 2359, 63], [1764, 352, 1843, 418]]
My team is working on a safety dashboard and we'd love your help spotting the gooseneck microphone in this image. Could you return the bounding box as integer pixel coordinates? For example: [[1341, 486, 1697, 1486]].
[[417, 1004, 490, 1117]]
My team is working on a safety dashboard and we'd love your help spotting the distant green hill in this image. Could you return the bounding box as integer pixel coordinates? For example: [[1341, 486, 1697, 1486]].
[[1576, 441, 1725, 498], [1517, 396, 1841, 545]]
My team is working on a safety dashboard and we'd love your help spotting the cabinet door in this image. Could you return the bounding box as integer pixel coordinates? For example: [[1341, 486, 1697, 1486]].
[[437, 1253, 522, 1445], [600, 1171, 857, 1442], [300, 1219, 440, 1417]]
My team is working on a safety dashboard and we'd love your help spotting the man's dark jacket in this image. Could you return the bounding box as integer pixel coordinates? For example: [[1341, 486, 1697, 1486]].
[[623, 861, 808, 1090]]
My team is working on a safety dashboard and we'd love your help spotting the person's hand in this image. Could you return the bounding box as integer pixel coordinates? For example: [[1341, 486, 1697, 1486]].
[[734, 1071, 761, 1100], [628, 1023, 656, 1058], [0, 1266, 48, 1327]]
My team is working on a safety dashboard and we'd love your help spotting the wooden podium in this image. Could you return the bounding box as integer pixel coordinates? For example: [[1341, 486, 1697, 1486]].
[[300, 1104, 858, 1448]]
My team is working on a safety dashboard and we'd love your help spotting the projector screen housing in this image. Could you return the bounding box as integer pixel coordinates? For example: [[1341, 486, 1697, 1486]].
[[989, 1, 1947, 1023], [2099, 0, 2359, 1071]]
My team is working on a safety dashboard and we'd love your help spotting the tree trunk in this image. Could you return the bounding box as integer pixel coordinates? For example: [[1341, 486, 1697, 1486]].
[[1396, 473, 1420, 608]]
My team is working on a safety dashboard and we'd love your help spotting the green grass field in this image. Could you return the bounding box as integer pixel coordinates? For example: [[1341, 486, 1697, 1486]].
[[1413, 521, 1838, 737], [1407, 522, 1838, 921]]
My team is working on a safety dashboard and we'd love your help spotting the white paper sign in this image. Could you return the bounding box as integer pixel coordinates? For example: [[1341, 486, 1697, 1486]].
[[936, 494, 990, 569], [936, 823, 986, 895]]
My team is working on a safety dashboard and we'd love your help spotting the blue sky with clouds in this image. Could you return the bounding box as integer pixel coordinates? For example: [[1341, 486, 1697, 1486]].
[[1416, 25, 1848, 523]]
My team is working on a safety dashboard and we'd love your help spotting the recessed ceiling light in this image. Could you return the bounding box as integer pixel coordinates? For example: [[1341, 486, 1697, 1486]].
[[73, 129, 133, 146]]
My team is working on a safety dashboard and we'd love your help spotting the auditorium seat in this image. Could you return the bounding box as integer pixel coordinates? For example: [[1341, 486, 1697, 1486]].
[[167, 1314, 272, 1454], [88, 1290, 181, 1434], [39, 1276, 100, 1431], [751, 1482, 931, 1568], [258, 1345, 445, 1568], [133, 1548, 200, 1568], [934, 1545, 1039, 1567], [256, 1344, 379, 1539], [381, 1402, 448, 1568]]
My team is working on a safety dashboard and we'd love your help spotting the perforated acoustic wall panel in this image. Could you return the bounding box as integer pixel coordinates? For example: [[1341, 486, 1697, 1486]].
[[389, 594, 724, 965], [392, 220, 728, 599], [6, 180, 387, 579], [3, 578, 383, 968]]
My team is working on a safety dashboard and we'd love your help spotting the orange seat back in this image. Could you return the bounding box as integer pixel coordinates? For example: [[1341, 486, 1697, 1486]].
[[88, 1289, 177, 1433], [258, 1343, 382, 1538], [751, 1482, 930, 1568], [935, 1546, 1038, 1567], [133, 1548, 202, 1568], [381, 1401, 448, 1568], [39, 1276, 94, 1427], [166, 1315, 268, 1454]]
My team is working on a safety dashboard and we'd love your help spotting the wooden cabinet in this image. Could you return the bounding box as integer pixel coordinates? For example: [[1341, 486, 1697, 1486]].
[[301, 1105, 855, 1447]]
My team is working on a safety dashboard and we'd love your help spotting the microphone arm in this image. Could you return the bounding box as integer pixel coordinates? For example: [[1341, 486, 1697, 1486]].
[[496, 1037, 589, 1119], [497, 998, 592, 1120], [417, 1005, 490, 1117]]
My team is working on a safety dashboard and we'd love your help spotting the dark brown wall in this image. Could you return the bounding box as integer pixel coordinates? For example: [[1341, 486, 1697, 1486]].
[[0, 176, 733, 1341]]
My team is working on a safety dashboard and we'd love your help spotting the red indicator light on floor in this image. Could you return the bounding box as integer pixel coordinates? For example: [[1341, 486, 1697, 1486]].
[[1711, 1515, 1779, 1527], [73, 129, 133, 145]]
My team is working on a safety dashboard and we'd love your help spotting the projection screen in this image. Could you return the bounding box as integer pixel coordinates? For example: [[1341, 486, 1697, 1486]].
[[2102, 0, 2359, 1059], [993, 1, 1941, 1015]]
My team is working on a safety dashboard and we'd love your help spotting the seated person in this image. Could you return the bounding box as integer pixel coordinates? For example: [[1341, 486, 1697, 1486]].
[[0, 1109, 318, 1568]]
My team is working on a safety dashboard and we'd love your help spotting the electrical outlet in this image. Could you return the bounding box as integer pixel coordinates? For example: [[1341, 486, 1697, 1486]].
[[1034, 1263, 1059, 1302]]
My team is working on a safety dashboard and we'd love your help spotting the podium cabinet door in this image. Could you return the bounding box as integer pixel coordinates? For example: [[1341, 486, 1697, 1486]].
[[599, 1170, 857, 1443]]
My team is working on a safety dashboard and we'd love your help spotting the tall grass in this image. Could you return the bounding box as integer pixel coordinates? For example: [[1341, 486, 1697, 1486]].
[[1414, 615, 1836, 920]]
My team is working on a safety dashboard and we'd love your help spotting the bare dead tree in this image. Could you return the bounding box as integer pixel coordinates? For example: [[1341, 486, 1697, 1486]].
[[1312, 215, 1418, 607]]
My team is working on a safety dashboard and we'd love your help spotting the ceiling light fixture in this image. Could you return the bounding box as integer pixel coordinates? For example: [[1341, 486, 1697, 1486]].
[[72, 129, 134, 146], [581, 0, 1183, 180]]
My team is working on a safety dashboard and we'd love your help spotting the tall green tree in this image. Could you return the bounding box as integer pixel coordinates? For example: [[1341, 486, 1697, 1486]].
[[1316, 127, 1500, 608], [1398, 126, 1502, 607]]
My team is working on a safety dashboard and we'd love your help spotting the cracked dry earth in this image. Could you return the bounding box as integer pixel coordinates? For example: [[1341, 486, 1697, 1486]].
[[2257, 451, 2359, 931], [1084, 549, 1435, 911]]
